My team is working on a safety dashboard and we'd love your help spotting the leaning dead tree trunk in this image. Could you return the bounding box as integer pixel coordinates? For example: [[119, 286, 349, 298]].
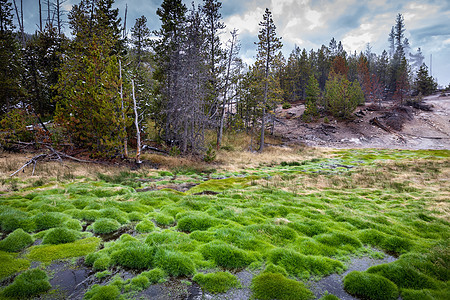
[[217, 29, 238, 150], [119, 60, 128, 158], [132, 80, 141, 165]]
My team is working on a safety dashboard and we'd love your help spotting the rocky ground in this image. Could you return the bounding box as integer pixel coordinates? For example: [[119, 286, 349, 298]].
[[274, 94, 450, 150]]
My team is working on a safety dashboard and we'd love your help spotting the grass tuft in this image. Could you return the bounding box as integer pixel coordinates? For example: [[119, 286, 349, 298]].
[[154, 249, 195, 276], [200, 241, 256, 269], [83, 284, 121, 300]]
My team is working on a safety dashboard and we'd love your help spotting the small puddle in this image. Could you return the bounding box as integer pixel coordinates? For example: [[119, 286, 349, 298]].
[[308, 254, 397, 299]]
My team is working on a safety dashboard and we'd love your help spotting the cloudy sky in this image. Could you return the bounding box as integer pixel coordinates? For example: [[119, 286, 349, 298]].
[[20, 0, 450, 85]]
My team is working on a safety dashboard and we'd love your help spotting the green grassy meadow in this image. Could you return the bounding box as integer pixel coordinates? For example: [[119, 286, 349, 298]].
[[0, 148, 448, 299]]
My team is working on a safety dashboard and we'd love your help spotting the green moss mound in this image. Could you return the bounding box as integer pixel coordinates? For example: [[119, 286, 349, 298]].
[[141, 268, 166, 284], [200, 241, 255, 268], [110, 243, 154, 269], [83, 284, 121, 300], [268, 248, 344, 278], [367, 261, 439, 290], [92, 218, 121, 234], [154, 249, 195, 276], [129, 274, 151, 291], [0, 229, 34, 252], [64, 218, 83, 231], [0, 209, 35, 232], [193, 271, 239, 294], [251, 272, 314, 300], [263, 263, 288, 277], [177, 214, 220, 232], [42, 227, 81, 244], [135, 219, 156, 233], [0, 269, 51, 298], [33, 212, 68, 231], [380, 236, 413, 255], [314, 231, 362, 252], [343, 271, 399, 300], [319, 293, 340, 300], [26, 237, 101, 262], [154, 213, 175, 226], [85, 251, 111, 270], [0, 251, 30, 280]]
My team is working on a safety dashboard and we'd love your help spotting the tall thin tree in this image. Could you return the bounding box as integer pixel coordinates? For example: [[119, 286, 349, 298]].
[[256, 8, 282, 152]]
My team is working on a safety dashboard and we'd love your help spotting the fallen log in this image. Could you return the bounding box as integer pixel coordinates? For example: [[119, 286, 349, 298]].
[[10, 154, 47, 177]]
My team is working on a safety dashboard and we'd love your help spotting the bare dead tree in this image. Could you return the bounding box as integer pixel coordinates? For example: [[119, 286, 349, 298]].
[[12, 0, 24, 45], [39, 0, 42, 31], [132, 79, 141, 164], [119, 59, 128, 158], [122, 3, 127, 39], [217, 28, 240, 149]]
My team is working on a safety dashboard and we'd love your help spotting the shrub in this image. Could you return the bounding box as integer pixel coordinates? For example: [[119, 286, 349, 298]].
[[323, 72, 364, 119], [0, 229, 34, 252], [83, 284, 121, 300], [92, 218, 121, 234], [42, 227, 80, 244], [141, 268, 166, 284], [200, 241, 255, 269], [135, 219, 156, 233], [0, 269, 51, 298], [268, 248, 344, 278], [343, 271, 399, 300], [251, 272, 314, 300], [154, 249, 195, 276], [282, 102, 292, 109], [193, 271, 239, 294], [110, 243, 154, 269], [177, 214, 220, 232], [154, 213, 175, 226]]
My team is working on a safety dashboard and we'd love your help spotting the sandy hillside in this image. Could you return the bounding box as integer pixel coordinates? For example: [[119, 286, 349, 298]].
[[273, 94, 450, 150]]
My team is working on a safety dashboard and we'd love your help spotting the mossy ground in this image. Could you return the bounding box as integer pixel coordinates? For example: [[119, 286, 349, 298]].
[[0, 148, 448, 299]]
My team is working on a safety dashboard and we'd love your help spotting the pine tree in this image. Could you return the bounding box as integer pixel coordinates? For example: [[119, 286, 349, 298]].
[[256, 8, 282, 152], [131, 15, 151, 67], [54, 0, 125, 157], [413, 63, 437, 96], [303, 75, 320, 121], [0, 0, 24, 115]]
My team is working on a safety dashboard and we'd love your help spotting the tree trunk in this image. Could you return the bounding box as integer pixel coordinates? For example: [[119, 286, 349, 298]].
[[132, 80, 141, 164], [119, 60, 128, 158], [39, 0, 42, 31], [217, 29, 237, 149]]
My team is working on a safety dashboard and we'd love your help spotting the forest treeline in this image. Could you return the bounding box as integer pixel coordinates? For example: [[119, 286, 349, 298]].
[[0, 0, 441, 159]]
